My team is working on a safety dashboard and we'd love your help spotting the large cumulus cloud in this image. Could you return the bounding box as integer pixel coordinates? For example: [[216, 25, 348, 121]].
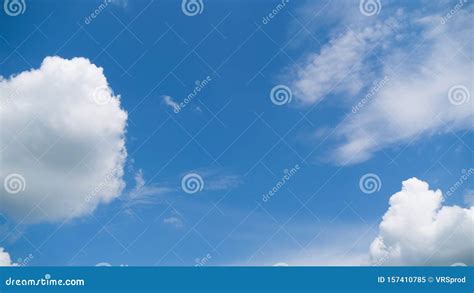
[[0, 56, 127, 223], [370, 178, 474, 266]]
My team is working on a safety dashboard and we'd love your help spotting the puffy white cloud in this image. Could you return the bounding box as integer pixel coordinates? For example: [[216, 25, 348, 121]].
[[370, 178, 474, 266], [0, 56, 127, 223], [0, 247, 13, 266]]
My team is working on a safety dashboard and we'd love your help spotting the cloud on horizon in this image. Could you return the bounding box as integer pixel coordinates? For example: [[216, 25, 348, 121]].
[[370, 178, 474, 266], [0, 247, 14, 266]]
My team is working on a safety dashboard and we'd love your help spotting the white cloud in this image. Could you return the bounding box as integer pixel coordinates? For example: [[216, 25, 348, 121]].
[[129, 170, 165, 199], [370, 178, 474, 266], [287, 4, 473, 164], [163, 216, 184, 229], [162, 95, 180, 112], [0, 56, 128, 223], [163, 208, 185, 229], [267, 250, 368, 266], [333, 11, 473, 164], [125, 169, 171, 208], [0, 247, 14, 266], [272, 262, 289, 266], [289, 18, 398, 105]]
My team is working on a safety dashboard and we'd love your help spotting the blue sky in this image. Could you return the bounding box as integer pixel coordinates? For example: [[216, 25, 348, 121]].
[[0, 0, 473, 266]]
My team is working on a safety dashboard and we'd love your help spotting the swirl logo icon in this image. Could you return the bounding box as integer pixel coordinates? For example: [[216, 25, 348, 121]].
[[270, 85, 292, 106], [181, 173, 204, 194], [359, 173, 381, 194], [448, 85, 470, 106], [359, 0, 381, 16], [4, 0, 26, 16], [181, 0, 204, 17], [4, 173, 26, 194], [93, 85, 112, 105]]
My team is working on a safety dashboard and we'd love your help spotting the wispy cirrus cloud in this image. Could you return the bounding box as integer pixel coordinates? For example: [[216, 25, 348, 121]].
[[288, 17, 400, 105], [163, 210, 185, 229], [205, 174, 243, 191], [285, 3, 473, 165], [123, 169, 173, 209], [162, 95, 180, 112], [333, 10, 473, 164]]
